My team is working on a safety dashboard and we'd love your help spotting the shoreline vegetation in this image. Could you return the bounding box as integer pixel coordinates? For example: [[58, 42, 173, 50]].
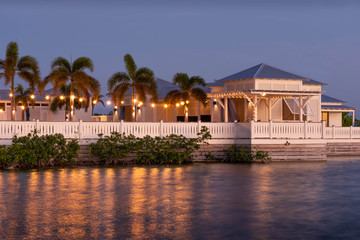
[[0, 127, 271, 170]]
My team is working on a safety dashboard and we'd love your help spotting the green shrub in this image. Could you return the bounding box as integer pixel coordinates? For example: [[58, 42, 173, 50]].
[[223, 145, 271, 163], [0, 131, 80, 169], [90, 126, 212, 165]]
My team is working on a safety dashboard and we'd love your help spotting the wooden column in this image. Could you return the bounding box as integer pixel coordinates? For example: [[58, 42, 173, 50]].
[[197, 101, 201, 122], [268, 97, 272, 121], [224, 97, 228, 122], [352, 110, 355, 126], [299, 96, 303, 122], [210, 97, 214, 122], [253, 96, 258, 121]]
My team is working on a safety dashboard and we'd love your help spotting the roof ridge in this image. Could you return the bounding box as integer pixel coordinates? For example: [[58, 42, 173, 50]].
[[253, 63, 265, 78], [259, 63, 309, 80]]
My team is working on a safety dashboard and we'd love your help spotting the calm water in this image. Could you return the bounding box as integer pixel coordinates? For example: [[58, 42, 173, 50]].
[[1, 161, 360, 239]]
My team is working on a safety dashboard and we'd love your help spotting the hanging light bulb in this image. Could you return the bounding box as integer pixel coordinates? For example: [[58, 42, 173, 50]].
[[60, 95, 64, 100], [180, 101, 185, 105], [121, 101, 124, 104], [93, 100, 97, 105], [45, 95, 50, 100], [176, 103, 180, 107], [30, 94, 35, 99], [151, 103, 155, 108], [79, 98, 83, 102], [186, 100, 189, 104], [21, 106, 25, 110], [106, 100, 111, 105], [164, 104, 168, 108]]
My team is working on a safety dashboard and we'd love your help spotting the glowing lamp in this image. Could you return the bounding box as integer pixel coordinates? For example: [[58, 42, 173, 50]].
[[70, 95, 75, 100], [133, 99, 137, 103], [93, 100, 97, 105], [45, 95, 50, 100], [186, 100, 189, 104], [180, 101, 185, 105], [0, 109, 3, 112], [121, 101, 124, 104], [79, 98, 83, 102], [60, 95, 64, 100], [21, 106, 25, 110], [164, 104, 168, 108], [151, 103, 155, 108], [9, 93, 13, 97], [176, 103, 180, 107], [106, 100, 111, 106], [30, 94, 35, 99]]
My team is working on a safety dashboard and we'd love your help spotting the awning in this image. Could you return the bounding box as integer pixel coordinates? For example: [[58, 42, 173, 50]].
[[284, 98, 314, 116]]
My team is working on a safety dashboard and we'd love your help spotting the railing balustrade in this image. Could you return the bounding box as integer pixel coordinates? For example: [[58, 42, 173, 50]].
[[0, 120, 358, 141]]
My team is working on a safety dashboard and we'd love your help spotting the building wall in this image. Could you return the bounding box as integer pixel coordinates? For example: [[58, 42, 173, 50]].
[[329, 112, 342, 126]]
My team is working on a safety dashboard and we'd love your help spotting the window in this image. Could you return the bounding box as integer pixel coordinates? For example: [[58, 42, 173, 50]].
[[0, 103, 5, 111]]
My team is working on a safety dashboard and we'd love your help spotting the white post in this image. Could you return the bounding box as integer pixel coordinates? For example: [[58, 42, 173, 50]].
[[321, 120, 326, 139], [35, 119, 39, 131], [160, 120, 163, 137], [304, 121, 307, 139], [352, 110, 355, 126], [224, 97, 228, 122], [198, 120, 201, 133], [269, 120, 273, 139], [79, 120, 82, 140], [299, 96, 303, 122], [268, 98, 272, 121], [350, 126, 353, 139], [120, 120, 124, 134], [332, 125, 335, 139], [250, 120, 254, 139]]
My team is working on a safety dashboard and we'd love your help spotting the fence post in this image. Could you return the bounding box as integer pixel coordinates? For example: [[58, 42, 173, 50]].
[[332, 125, 335, 139], [321, 121, 326, 139], [269, 120, 273, 139], [350, 126, 353, 139], [250, 120, 254, 139], [35, 119, 39, 132], [304, 121, 307, 139], [120, 120, 124, 134], [160, 120, 163, 137], [197, 120, 201, 133], [78, 120, 82, 140]]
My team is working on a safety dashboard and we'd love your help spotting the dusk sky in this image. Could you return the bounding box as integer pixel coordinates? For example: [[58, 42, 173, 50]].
[[1, 0, 360, 115]]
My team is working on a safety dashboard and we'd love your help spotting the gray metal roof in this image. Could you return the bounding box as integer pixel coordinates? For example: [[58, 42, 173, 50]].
[[219, 63, 309, 81], [321, 94, 346, 104], [322, 105, 355, 110], [303, 79, 327, 86], [206, 81, 224, 87], [125, 78, 210, 98]]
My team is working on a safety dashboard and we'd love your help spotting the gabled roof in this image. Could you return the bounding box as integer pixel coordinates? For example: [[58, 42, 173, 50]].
[[303, 79, 327, 86], [219, 63, 309, 81], [321, 94, 346, 104]]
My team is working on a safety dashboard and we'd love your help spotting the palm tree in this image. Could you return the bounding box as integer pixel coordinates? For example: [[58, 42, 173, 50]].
[[92, 94, 105, 115], [107, 54, 157, 121], [164, 73, 208, 122], [44, 56, 100, 121], [50, 84, 85, 121], [15, 84, 35, 121], [0, 41, 40, 120]]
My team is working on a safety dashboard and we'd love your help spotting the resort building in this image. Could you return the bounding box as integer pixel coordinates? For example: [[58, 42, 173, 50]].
[[117, 63, 355, 126]]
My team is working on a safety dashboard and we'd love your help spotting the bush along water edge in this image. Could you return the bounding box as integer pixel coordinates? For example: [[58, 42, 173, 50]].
[[90, 126, 212, 165], [223, 145, 271, 164], [0, 131, 79, 169]]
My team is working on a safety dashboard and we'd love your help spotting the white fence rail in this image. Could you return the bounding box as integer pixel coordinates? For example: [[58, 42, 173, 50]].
[[0, 120, 359, 141]]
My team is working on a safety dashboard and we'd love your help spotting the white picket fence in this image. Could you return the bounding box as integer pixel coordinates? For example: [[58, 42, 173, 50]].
[[0, 120, 358, 141]]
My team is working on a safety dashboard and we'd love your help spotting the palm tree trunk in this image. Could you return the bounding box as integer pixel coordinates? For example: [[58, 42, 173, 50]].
[[11, 78, 15, 121], [132, 86, 136, 122]]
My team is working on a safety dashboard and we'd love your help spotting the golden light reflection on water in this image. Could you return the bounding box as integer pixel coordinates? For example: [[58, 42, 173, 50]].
[[0, 162, 348, 239]]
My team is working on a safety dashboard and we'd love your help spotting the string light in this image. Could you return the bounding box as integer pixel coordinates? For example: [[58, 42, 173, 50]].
[[60, 95, 64, 100], [164, 104, 168, 108], [121, 101, 124, 104], [106, 100, 111, 105], [0, 109, 3, 112], [79, 98, 83, 102], [21, 106, 25, 110], [133, 99, 137, 103], [93, 100, 97, 105], [151, 103, 155, 108], [9, 93, 13, 97], [185, 100, 189, 104], [180, 101, 185, 105], [176, 103, 180, 107], [114, 106, 118, 109], [70, 95, 75, 100], [45, 95, 50, 100]]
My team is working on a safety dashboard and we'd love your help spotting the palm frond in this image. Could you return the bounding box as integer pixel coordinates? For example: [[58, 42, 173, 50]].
[[190, 87, 208, 105], [107, 72, 130, 92], [51, 57, 71, 72], [173, 73, 190, 90], [164, 89, 184, 105], [6, 42, 19, 63], [111, 82, 131, 103], [124, 54, 137, 79], [189, 76, 206, 87], [72, 57, 94, 72]]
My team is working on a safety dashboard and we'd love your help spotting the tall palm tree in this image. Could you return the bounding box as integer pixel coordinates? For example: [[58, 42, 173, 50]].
[[50, 84, 85, 121], [44, 56, 100, 121], [15, 84, 35, 121], [107, 54, 157, 121], [164, 73, 208, 122], [92, 94, 105, 115], [0, 41, 40, 120]]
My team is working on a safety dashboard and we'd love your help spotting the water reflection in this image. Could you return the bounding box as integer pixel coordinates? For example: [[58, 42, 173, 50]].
[[1, 162, 360, 239]]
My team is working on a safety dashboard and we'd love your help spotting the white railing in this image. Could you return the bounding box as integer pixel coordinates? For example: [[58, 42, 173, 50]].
[[0, 120, 238, 140], [0, 120, 359, 141]]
